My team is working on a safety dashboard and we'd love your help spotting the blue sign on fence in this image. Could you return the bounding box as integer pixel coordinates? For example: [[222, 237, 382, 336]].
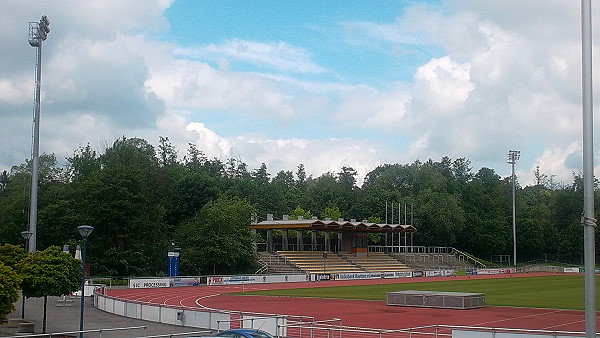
[[167, 251, 180, 277]]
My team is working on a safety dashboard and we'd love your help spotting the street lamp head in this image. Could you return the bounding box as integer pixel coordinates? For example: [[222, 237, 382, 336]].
[[21, 231, 33, 240], [77, 225, 94, 240]]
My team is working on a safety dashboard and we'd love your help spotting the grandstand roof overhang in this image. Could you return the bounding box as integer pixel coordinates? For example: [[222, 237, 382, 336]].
[[250, 218, 416, 233]]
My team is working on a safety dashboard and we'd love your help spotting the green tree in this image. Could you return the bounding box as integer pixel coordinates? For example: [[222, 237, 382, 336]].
[[157, 136, 178, 167], [1, 155, 64, 246], [76, 137, 170, 276], [66, 143, 100, 182], [19, 246, 81, 332], [166, 172, 220, 226], [0, 244, 27, 269], [0, 263, 21, 320], [176, 197, 257, 275], [0, 170, 8, 191], [270, 170, 300, 217], [290, 206, 313, 220], [321, 206, 342, 220], [413, 190, 465, 246]]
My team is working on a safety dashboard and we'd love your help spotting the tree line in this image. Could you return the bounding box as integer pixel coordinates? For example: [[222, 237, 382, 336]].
[[0, 136, 597, 277]]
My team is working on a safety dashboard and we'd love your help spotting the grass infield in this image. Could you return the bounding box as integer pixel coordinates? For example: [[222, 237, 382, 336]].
[[239, 275, 599, 310]]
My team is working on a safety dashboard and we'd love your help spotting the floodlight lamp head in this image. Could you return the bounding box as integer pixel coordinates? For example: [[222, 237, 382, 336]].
[[28, 16, 49, 47], [28, 22, 40, 47], [39, 16, 50, 36], [507, 150, 520, 164]]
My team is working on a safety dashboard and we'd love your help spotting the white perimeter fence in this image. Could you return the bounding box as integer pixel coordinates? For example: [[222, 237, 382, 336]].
[[94, 267, 596, 338], [94, 290, 595, 338]]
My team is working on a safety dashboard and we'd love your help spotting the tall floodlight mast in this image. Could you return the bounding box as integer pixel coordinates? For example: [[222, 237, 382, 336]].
[[27, 15, 50, 252], [580, 1, 596, 337], [507, 150, 520, 266]]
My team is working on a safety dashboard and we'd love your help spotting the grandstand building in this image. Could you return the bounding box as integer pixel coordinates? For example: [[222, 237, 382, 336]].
[[250, 214, 420, 275], [250, 214, 416, 254]]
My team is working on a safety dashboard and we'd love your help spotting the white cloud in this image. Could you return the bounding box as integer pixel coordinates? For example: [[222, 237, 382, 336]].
[[0, 78, 32, 104], [335, 85, 410, 131], [175, 39, 326, 74], [533, 142, 580, 186], [412, 56, 473, 113], [227, 136, 386, 184], [185, 122, 231, 158], [146, 58, 297, 121], [3, 0, 600, 189]]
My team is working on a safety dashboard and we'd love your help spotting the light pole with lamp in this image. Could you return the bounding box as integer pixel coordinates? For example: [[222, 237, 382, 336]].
[[507, 150, 520, 266], [77, 225, 93, 338], [19, 231, 33, 319], [27, 15, 50, 253]]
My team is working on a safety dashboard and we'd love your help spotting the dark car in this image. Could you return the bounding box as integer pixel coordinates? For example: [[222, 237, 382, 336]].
[[216, 329, 275, 338]]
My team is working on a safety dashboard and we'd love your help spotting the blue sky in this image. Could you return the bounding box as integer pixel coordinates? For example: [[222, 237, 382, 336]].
[[0, 0, 598, 186], [165, 1, 443, 84]]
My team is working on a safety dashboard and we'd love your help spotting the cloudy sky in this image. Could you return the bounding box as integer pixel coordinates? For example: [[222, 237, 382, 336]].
[[1, 1, 598, 186]]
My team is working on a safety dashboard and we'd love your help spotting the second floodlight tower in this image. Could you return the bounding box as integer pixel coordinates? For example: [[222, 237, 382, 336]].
[[27, 15, 50, 252], [507, 150, 520, 266]]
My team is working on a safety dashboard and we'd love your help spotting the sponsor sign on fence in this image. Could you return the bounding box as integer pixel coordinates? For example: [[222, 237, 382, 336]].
[[129, 278, 170, 289], [207, 274, 308, 285], [313, 274, 331, 281], [171, 277, 202, 287], [477, 268, 516, 275], [334, 272, 381, 280], [382, 271, 413, 278], [425, 270, 455, 277]]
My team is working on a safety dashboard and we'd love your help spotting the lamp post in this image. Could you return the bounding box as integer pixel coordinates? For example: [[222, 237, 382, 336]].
[[77, 225, 93, 338], [507, 150, 520, 266], [19, 231, 33, 319], [27, 16, 50, 253]]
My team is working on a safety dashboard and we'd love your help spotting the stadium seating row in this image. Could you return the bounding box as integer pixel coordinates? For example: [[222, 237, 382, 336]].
[[276, 251, 412, 274]]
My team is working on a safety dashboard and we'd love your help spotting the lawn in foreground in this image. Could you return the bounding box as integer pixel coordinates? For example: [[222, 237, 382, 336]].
[[240, 275, 596, 310]]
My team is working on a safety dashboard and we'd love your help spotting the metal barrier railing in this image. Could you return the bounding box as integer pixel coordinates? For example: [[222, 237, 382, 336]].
[[277, 322, 593, 338], [279, 322, 452, 338], [1, 325, 148, 338], [135, 330, 212, 338]]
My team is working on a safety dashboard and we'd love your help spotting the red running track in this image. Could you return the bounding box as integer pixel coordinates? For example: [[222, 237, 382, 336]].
[[107, 273, 598, 333]]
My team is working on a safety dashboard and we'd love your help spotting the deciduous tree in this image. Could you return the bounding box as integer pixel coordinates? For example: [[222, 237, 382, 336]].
[[19, 246, 81, 332]]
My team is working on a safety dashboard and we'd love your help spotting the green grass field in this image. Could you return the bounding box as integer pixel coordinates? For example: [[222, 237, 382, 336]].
[[240, 275, 599, 310]]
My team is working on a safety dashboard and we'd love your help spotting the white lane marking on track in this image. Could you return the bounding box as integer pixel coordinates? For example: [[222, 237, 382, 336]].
[[541, 318, 586, 330], [474, 309, 564, 326]]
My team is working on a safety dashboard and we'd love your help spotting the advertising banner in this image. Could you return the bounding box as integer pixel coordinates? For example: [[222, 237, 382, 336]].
[[425, 270, 454, 277], [333, 272, 381, 280], [129, 278, 170, 289], [477, 268, 515, 275], [171, 277, 202, 287], [207, 274, 308, 286], [313, 274, 331, 281], [382, 271, 413, 278]]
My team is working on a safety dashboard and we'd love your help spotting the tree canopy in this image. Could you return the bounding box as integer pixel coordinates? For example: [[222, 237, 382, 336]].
[[0, 262, 21, 320], [0, 136, 597, 277], [18, 246, 81, 298]]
